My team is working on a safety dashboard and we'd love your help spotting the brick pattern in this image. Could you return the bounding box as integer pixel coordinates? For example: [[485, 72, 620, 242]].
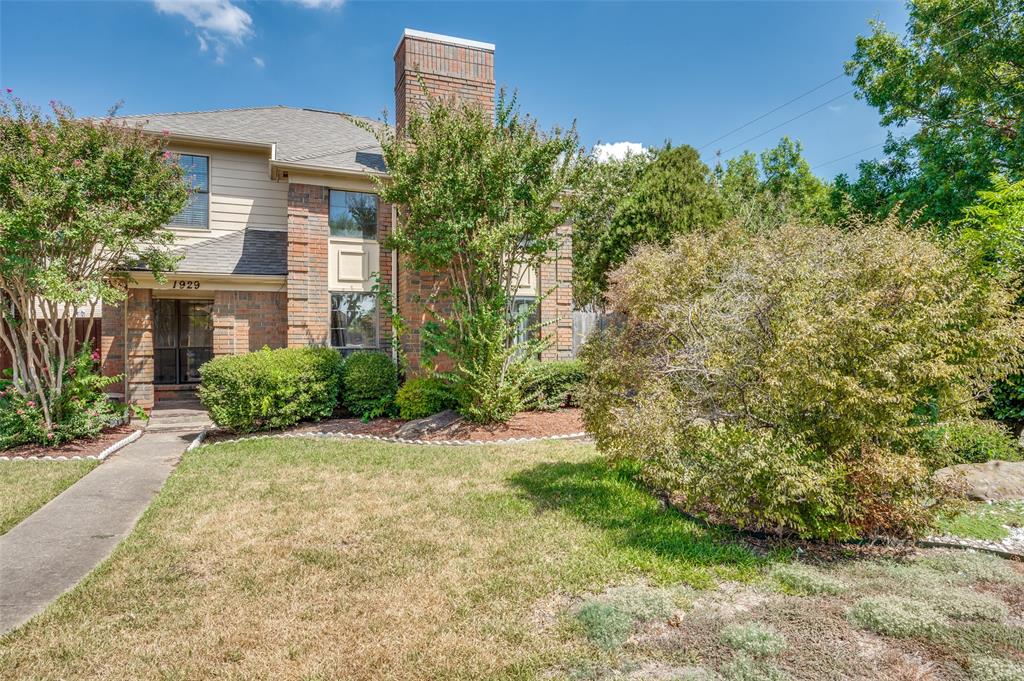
[[100, 288, 155, 407], [212, 291, 287, 356], [286, 183, 331, 347], [377, 202, 395, 350], [395, 34, 495, 135], [540, 222, 574, 360], [397, 258, 453, 372]]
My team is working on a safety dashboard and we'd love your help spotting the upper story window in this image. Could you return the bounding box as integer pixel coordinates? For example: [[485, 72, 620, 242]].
[[168, 154, 210, 229], [329, 190, 377, 239]]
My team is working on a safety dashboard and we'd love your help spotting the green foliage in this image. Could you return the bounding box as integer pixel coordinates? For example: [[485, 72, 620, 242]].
[[574, 584, 677, 651], [935, 501, 1024, 542], [0, 95, 187, 431], [969, 656, 1024, 681], [522, 359, 586, 411], [574, 600, 634, 651], [341, 351, 398, 420], [914, 551, 1021, 584], [838, 0, 1023, 227], [394, 374, 457, 420], [581, 220, 1024, 539], [569, 144, 724, 306], [717, 137, 833, 229], [770, 564, 847, 596], [923, 589, 1010, 623], [0, 344, 124, 449], [719, 622, 787, 657], [847, 597, 945, 638], [198, 347, 343, 433], [919, 419, 1023, 470], [368, 91, 583, 423]]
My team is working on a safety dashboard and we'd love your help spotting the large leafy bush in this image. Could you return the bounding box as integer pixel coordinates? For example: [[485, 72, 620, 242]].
[[581, 220, 1023, 539], [341, 351, 398, 420], [395, 375, 457, 420], [199, 347, 343, 433], [918, 419, 1023, 470]]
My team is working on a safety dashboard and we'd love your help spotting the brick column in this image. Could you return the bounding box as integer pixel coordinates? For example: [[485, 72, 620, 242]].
[[100, 288, 155, 407], [286, 184, 330, 347], [540, 221, 574, 361]]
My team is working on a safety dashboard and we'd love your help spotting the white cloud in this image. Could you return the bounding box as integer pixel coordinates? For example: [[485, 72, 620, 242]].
[[827, 104, 846, 113], [593, 141, 647, 163], [252, 56, 265, 67], [154, 0, 254, 62], [289, 0, 345, 7]]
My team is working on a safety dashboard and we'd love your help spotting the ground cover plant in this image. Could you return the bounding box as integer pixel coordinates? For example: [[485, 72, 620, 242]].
[[582, 219, 1024, 540], [0, 459, 97, 534], [198, 346, 343, 433], [936, 502, 1024, 541]]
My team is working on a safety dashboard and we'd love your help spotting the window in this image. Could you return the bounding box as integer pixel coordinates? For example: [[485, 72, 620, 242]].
[[511, 296, 539, 346], [168, 154, 210, 229], [330, 292, 378, 349], [329, 190, 377, 239]]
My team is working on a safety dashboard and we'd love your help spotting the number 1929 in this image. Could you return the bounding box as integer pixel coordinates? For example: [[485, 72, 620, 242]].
[[171, 280, 201, 290]]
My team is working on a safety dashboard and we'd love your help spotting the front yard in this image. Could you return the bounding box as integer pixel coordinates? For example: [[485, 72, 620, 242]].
[[0, 460, 98, 535], [1, 438, 1022, 680]]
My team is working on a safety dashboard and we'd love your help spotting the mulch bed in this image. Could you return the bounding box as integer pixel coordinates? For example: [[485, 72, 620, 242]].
[[1, 425, 137, 460], [203, 408, 586, 445]]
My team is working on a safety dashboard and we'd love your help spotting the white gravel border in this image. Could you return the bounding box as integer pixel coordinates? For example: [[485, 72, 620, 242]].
[[196, 429, 590, 449], [0, 428, 143, 463]]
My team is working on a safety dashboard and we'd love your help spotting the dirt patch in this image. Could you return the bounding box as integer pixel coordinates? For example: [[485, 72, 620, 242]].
[[204, 409, 586, 444], [2, 425, 136, 460]]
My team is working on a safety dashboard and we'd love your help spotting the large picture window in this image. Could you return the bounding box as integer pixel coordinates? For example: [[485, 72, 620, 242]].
[[329, 190, 378, 239], [168, 154, 210, 229], [330, 292, 378, 350]]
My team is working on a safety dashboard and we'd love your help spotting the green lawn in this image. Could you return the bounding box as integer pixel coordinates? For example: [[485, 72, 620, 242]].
[[0, 460, 98, 535], [935, 501, 1024, 541], [1, 439, 1022, 680]]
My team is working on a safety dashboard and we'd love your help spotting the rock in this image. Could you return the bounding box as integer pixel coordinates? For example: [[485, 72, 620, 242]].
[[394, 410, 462, 439], [934, 460, 1024, 501]]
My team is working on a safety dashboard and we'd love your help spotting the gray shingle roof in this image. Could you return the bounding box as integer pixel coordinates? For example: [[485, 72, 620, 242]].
[[136, 229, 287, 276], [118, 106, 387, 174]]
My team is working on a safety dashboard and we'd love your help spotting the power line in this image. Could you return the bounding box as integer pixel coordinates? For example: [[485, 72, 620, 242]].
[[697, 1, 987, 153], [811, 142, 886, 172]]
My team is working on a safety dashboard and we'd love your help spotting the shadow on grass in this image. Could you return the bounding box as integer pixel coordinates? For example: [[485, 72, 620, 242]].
[[508, 458, 762, 578]]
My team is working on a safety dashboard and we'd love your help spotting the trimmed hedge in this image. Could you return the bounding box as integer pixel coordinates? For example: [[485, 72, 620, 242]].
[[523, 359, 586, 411], [395, 374, 458, 420], [198, 347, 343, 433], [341, 351, 398, 420]]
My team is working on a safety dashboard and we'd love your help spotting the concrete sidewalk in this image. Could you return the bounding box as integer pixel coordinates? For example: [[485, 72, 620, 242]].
[[0, 429, 197, 635]]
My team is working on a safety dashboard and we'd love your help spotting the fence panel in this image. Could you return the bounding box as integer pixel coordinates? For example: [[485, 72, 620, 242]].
[[0, 318, 102, 374]]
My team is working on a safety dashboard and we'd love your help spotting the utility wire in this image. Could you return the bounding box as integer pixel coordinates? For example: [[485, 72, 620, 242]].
[[811, 142, 886, 171], [697, 1, 985, 153]]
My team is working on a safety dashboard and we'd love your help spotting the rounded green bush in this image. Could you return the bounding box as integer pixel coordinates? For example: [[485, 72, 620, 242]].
[[719, 622, 787, 657], [522, 359, 586, 411], [395, 375, 457, 420], [770, 564, 847, 596], [847, 596, 945, 638], [341, 351, 398, 420], [198, 347, 343, 433], [920, 419, 1023, 470]]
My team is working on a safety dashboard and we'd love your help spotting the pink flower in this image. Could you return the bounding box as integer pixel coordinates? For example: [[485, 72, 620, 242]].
[[26, 400, 35, 408], [16, 409, 24, 416], [91, 350, 100, 361], [73, 159, 83, 167]]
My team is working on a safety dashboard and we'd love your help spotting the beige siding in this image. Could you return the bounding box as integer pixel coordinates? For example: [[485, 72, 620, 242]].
[[167, 144, 287, 247]]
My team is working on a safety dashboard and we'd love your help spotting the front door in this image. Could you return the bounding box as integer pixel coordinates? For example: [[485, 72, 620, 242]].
[[153, 299, 213, 384]]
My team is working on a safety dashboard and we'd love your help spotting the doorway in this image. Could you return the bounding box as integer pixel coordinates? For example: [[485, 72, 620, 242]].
[[153, 299, 213, 384]]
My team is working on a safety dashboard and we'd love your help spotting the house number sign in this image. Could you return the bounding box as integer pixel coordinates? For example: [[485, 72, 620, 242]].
[[170, 280, 201, 290]]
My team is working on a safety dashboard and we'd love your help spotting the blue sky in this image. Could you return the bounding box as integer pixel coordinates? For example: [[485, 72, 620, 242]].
[[1, 1, 909, 179]]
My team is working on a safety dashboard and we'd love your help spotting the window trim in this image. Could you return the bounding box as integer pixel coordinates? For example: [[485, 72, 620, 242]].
[[328, 189, 379, 240], [329, 291, 380, 351], [168, 153, 211, 231]]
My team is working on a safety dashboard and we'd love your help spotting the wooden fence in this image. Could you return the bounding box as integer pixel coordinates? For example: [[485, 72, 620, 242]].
[[571, 309, 621, 357], [0, 318, 102, 374]]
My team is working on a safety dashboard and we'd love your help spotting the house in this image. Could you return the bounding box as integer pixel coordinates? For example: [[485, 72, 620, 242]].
[[100, 29, 574, 408]]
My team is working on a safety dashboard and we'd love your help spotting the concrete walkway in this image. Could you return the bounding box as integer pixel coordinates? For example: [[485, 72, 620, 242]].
[[0, 428, 198, 634]]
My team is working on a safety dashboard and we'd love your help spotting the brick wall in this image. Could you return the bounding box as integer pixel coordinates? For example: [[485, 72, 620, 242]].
[[286, 183, 331, 347], [212, 291, 287, 356], [540, 222, 574, 360], [100, 288, 155, 407]]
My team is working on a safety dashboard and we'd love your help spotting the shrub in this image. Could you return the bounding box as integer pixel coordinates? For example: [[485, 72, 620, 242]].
[[198, 347, 343, 433], [1, 344, 124, 450], [919, 419, 1023, 470], [719, 622, 786, 657], [395, 375, 457, 420], [341, 351, 398, 420], [581, 220, 1024, 540], [847, 597, 945, 638], [522, 359, 586, 411], [770, 564, 846, 596]]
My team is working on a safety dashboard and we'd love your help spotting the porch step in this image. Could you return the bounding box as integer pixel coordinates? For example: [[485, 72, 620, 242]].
[[147, 400, 212, 433]]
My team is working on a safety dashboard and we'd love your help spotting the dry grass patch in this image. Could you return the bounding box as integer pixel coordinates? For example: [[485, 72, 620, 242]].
[[0, 459, 97, 534], [0, 438, 757, 680]]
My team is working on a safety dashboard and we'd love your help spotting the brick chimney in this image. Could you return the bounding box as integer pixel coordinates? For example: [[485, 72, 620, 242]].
[[394, 29, 495, 134]]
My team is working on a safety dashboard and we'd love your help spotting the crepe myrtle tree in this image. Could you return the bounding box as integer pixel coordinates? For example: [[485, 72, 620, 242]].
[[367, 90, 586, 422], [0, 94, 188, 430]]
